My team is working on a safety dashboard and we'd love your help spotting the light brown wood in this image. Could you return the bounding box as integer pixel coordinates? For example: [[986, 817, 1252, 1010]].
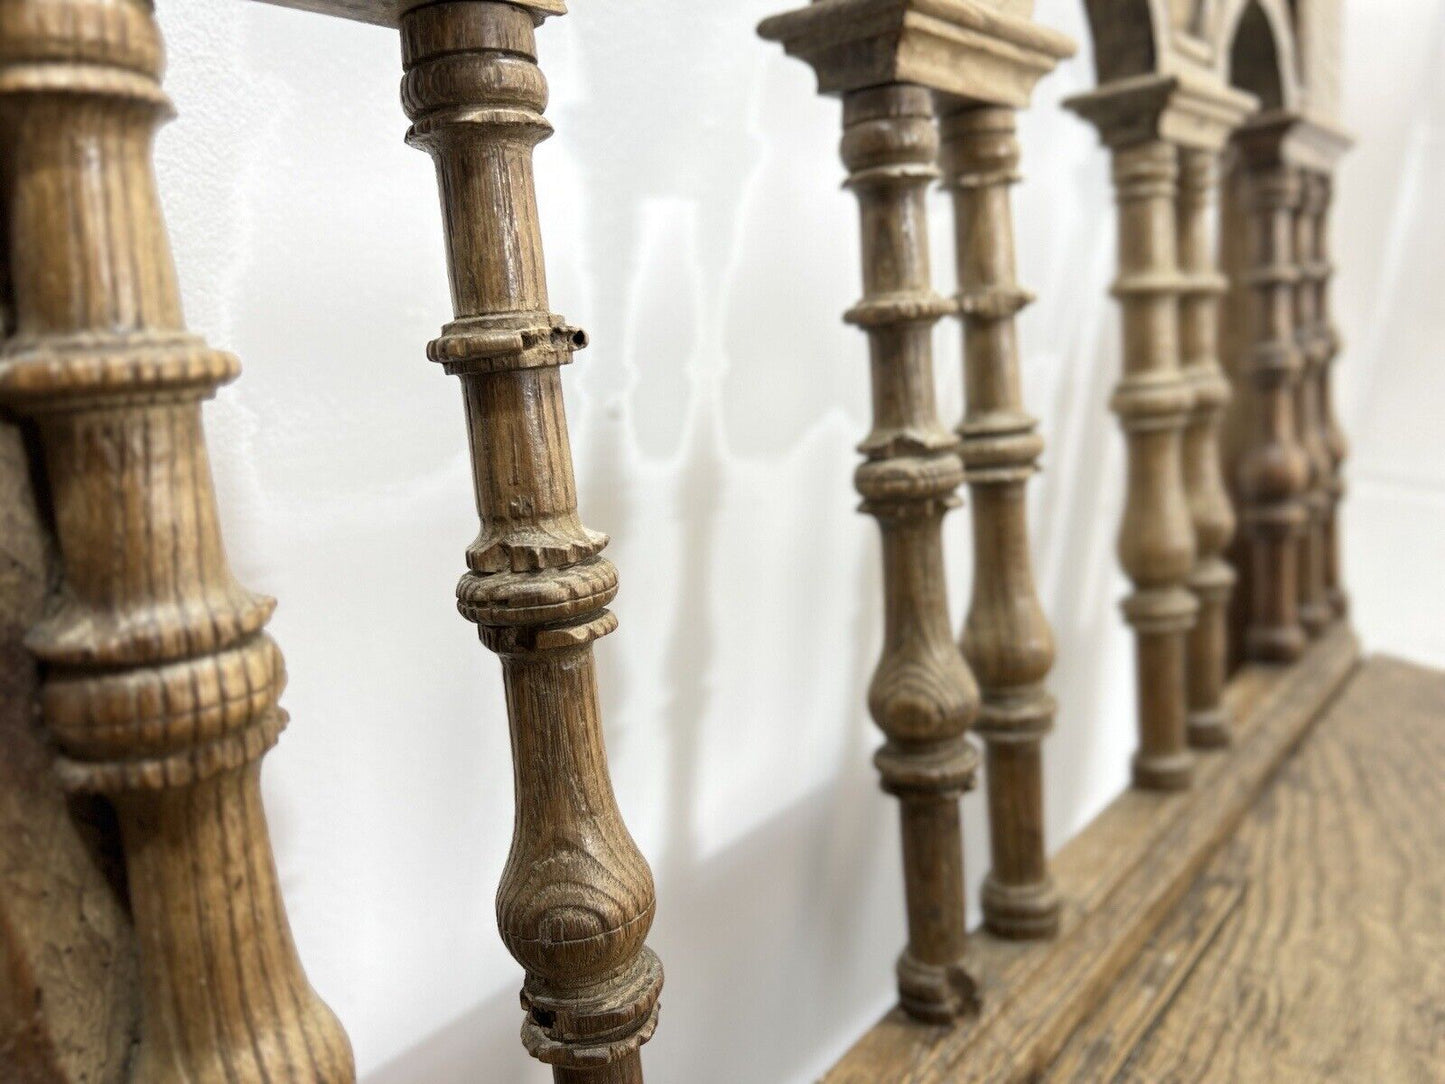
[[1233, 116, 1308, 663], [1314, 171, 1350, 619], [1177, 146, 1238, 748], [254, 0, 565, 29], [0, 1, 354, 1080], [1294, 168, 1333, 636], [1043, 874, 1245, 1082], [939, 105, 1059, 940], [758, 0, 1074, 110], [1082, 123, 1200, 790], [398, 3, 661, 1077], [822, 623, 1359, 1082], [1101, 655, 1445, 1082], [0, 418, 138, 1084], [843, 81, 980, 1024]]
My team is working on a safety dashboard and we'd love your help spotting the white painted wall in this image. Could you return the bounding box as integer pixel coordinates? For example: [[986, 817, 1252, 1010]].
[[149, 1, 1445, 1080]]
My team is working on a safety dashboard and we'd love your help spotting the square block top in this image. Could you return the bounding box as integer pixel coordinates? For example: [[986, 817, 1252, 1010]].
[[758, 0, 1074, 108]]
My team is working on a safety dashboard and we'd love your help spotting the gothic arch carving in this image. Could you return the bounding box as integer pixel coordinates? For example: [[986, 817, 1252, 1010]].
[[1215, 0, 1302, 107], [1082, 0, 1173, 81]]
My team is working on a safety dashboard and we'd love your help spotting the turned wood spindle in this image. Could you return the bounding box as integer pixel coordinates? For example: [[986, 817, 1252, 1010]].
[[938, 105, 1059, 939], [0, 1, 354, 1080], [399, 4, 661, 1079], [1177, 147, 1236, 747], [1313, 171, 1349, 619], [1102, 140, 1199, 790], [842, 83, 980, 1022], [1294, 171, 1332, 636], [1235, 149, 1309, 662]]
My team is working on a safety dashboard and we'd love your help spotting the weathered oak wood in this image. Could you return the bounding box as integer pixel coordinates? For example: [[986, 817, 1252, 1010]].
[[843, 81, 980, 1024], [253, 0, 564, 29], [0, 1, 354, 1080], [1294, 169, 1333, 636], [1177, 146, 1238, 747], [1110, 656, 1445, 1082], [822, 623, 1359, 1082], [1231, 113, 1334, 663], [398, 3, 661, 1077], [1313, 171, 1350, 619], [939, 105, 1059, 940], [0, 418, 138, 1084], [1043, 874, 1244, 1082]]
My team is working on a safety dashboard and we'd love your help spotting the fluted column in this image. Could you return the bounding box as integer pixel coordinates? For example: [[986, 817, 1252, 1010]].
[[0, 1, 353, 1080], [1294, 172, 1333, 636], [1177, 148, 1236, 747], [399, 4, 660, 1079], [1313, 172, 1349, 619], [1235, 144, 1309, 662], [939, 105, 1059, 939], [843, 84, 980, 1022]]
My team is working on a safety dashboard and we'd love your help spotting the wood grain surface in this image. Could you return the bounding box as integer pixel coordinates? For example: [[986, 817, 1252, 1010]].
[[1095, 655, 1445, 1082]]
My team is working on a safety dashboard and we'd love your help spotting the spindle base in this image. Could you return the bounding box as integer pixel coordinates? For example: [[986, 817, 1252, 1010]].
[[1132, 748, 1194, 791], [896, 951, 978, 1024], [982, 873, 1060, 941], [1187, 708, 1231, 749]]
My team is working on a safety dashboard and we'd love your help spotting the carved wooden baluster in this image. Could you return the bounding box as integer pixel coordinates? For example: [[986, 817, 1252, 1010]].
[[399, 4, 661, 1079], [1294, 171, 1332, 636], [841, 83, 980, 1021], [938, 105, 1058, 939], [1235, 130, 1308, 662], [1082, 132, 1198, 790], [1314, 171, 1349, 619], [1177, 147, 1237, 747], [0, 1, 354, 1080]]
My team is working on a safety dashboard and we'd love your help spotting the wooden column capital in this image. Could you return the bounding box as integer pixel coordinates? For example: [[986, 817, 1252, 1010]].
[[758, 0, 1073, 105]]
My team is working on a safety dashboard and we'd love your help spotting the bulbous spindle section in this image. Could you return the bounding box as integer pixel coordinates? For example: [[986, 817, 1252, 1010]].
[[399, 4, 661, 1078], [1313, 172, 1349, 619], [1236, 158, 1309, 662], [0, 1, 353, 1079], [1177, 147, 1236, 748], [1294, 172, 1333, 636], [843, 84, 980, 1022], [1109, 141, 1198, 790], [939, 105, 1059, 939]]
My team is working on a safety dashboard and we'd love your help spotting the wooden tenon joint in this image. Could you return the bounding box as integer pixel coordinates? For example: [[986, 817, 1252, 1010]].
[[399, 3, 661, 1080], [1067, 74, 1253, 784], [0, 0, 354, 1079]]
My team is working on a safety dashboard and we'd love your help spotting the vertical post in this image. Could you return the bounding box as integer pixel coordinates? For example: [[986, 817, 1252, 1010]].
[[938, 105, 1059, 939], [1106, 139, 1198, 789], [1314, 172, 1349, 619], [1176, 147, 1236, 747], [1294, 172, 1332, 635], [399, 3, 661, 1078], [0, 1, 353, 1080], [1235, 144, 1308, 662], [843, 84, 980, 1022]]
